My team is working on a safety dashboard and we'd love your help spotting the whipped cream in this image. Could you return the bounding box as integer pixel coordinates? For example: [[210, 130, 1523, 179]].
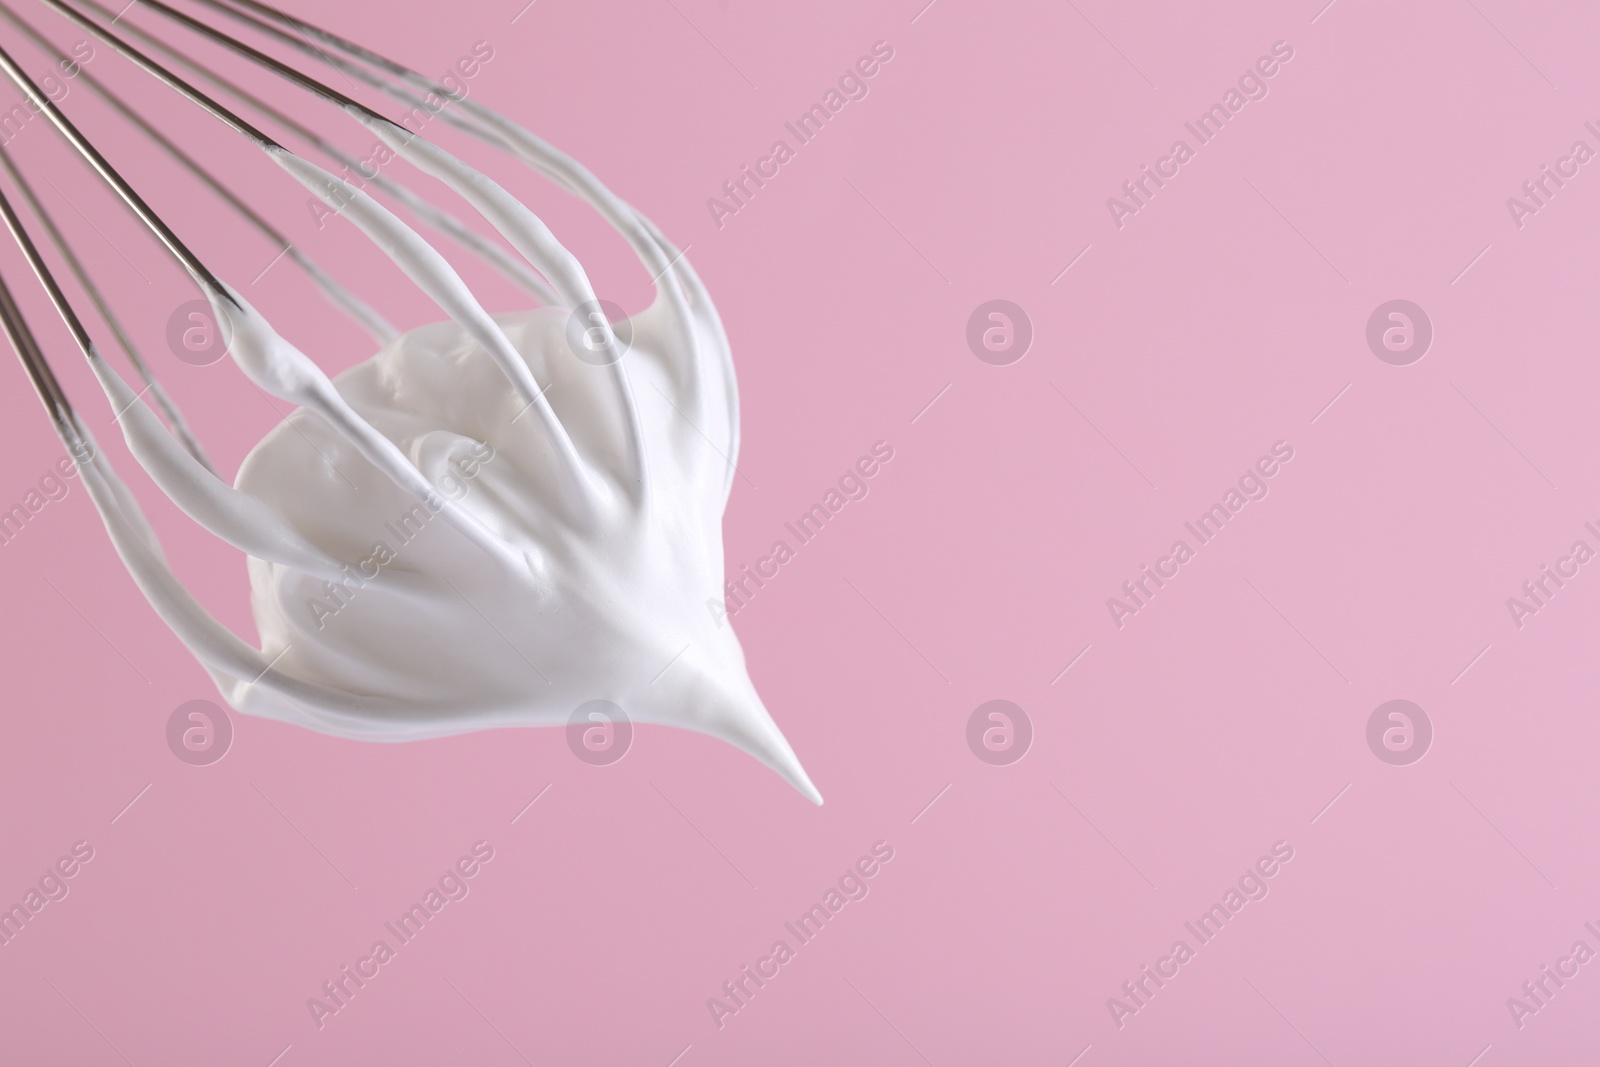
[[71, 101, 820, 803]]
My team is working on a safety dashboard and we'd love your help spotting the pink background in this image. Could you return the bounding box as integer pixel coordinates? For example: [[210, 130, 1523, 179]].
[[2, 0, 1598, 1063]]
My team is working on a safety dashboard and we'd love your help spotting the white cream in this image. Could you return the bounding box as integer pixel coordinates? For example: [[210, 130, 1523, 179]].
[[72, 108, 820, 804]]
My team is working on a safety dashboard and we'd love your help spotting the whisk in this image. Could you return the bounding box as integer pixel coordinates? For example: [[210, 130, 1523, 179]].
[[0, 0, 822, 803]]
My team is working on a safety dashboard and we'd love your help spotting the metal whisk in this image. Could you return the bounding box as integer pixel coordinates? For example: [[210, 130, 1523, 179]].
[[0, 0, 651, 591], [0, 0, 821, 801]]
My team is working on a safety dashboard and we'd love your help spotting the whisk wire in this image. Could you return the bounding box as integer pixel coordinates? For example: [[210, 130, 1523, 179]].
[[0, 27, 233, 302]]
